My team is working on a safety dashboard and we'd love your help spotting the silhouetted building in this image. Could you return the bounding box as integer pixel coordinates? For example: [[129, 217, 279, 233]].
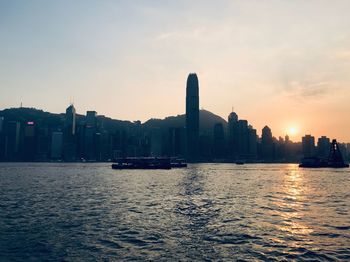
[[22, 121, 36, 161], [65, 104, 76, 136], [227, 112, 239, 159], [248, 126, 257, 159], [186, 73, 199, 162], [166, 127, 186, 157], [51, 131, 63, 159], [0, 117, 3, 133], [302, 135, 315, 158], [86, 111, 97, 128], [237, 120, 249, 158], [63, 105, 77, 161], [150, 128, 162, 156], [83, 111, 98, 160], [0, 117, 4, 160], [213, 123, 226, 159], [317, 136, 330, 158], [5, 121, 20, 160], [261, 126, 274, 161]]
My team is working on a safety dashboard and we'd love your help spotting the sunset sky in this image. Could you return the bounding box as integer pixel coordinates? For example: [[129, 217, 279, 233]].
[[1, 1, 350, 142]]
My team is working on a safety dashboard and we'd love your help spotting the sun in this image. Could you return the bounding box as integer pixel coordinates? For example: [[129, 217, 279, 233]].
[[288, 127, 297, 136]]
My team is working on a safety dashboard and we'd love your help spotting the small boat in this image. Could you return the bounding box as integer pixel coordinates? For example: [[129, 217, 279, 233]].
[[235, 160, 244, 165]]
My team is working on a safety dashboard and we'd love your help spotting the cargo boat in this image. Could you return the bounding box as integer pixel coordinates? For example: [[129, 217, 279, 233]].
[[299, 139, 349, 168]]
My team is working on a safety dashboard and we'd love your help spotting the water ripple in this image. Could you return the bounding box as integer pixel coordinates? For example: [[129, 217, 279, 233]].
[[0, 163, 349, 261]]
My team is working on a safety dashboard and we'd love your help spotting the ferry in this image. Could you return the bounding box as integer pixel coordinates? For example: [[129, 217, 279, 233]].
[[112, 157, 187, 170]]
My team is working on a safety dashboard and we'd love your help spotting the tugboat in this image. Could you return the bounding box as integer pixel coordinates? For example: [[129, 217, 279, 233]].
[[299, 139, 349, 168]]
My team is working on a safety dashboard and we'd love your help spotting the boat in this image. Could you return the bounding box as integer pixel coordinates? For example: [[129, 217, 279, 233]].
[[170, 158, 187, 168], [299, 139, 349, 168], [235, 160, 244, 165], [299, 157, 328, 168], [112, 157, 172, 170]]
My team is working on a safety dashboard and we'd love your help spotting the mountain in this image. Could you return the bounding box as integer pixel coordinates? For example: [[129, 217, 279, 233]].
[[143, 109, 227, 132], [0, 107, 227, 134]]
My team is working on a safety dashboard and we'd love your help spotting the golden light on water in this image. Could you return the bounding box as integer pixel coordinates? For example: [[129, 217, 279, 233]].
[[275, 166, 313, 237]]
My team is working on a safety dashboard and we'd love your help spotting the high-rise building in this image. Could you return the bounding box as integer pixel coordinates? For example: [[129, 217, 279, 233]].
[[261, 125, 274, 160], [317, 136, 330, 158], [248, 126, 257, 159], [63, 104, 77, 161], [84, 111, 98, 160], [65, 104, 76, 136], [51, 131, 63, 159], [302, 135, 315, 157], [5, 121, 20, 160], [213, 123, 226, 158], [0, 117, 5, 160], [86, 111, 97, 128], [228, 112, 239, 159], [186, 73, 199, 162], [0, 117, 4, 133], [237, 120, 249, 157], [22, 121, 36, 161]]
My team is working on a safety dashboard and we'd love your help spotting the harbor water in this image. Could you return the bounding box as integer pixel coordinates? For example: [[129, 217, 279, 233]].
[[0, 163, 349, 261]]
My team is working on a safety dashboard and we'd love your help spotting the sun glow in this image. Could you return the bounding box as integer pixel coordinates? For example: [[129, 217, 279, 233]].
[[288, 127, 297, 136]]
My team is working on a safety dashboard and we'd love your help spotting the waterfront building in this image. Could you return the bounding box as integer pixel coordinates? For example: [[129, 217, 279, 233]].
[[237, 120, 249, 158], [22, 121, 36, 161], [186, 73, 199, 162], [302, 135, 315, 158], [65, 104, 76, 136], [261, 126, 274, 161], [5, 121, 20, 160], [227, 112, 239, 159], [86, 111, 97, 128], [63, 104, 77, 161], [51, 131, 63, 159], [248, 126, 257, 159], [0, 116, 3, 133], [317, 136, 330, 158], [213, 123, 226, 159]]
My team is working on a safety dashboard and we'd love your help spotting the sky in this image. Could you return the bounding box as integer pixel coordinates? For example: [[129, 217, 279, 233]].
[[1, 0, 350, 142]]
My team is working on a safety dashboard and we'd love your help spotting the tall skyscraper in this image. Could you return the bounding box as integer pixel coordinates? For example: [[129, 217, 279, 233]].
[[186, 73, 199, 162], [261, 125, 274, 160], [64, 104, 77, 161], [228, 112, 239, 159], [65, 104, 76, 136]]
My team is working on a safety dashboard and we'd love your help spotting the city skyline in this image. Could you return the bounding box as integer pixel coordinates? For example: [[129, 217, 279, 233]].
[[1, 1, 350, 141]]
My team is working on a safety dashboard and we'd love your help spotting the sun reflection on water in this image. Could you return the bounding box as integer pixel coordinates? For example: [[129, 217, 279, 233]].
[[275, 166, 313, 237]]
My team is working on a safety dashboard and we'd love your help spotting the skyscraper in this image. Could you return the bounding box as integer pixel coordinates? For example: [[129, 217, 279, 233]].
[[302, 135, 315, 158], [64, 104, 77, 161], [186, 73, 199, 162], [65, 104, 76, 136], [228, 112, 239, 159], [261, 125, 274, 160]]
